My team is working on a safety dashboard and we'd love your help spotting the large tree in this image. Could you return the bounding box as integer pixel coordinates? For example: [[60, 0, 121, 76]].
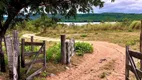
[[0, 0, 114, 72]]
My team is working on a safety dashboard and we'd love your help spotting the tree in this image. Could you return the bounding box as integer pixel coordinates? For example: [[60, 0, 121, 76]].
[[33, 14, 57, 32], [0, 0, 115, 72]]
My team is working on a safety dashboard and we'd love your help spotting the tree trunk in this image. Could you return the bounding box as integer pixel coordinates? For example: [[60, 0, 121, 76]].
[[0, 14, 14, 72], [0, 7, 20, 73], [0, 36, 6, 72]]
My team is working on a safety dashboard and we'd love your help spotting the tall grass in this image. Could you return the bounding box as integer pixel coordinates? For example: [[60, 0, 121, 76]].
[[129, 21, 141, 30], [51, 21, 141, 32]]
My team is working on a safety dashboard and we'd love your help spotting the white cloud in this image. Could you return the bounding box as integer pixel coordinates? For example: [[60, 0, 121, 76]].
[[93, 0, 142, 13]]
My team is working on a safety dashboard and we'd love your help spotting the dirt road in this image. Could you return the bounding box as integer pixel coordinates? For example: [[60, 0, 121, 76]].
[[22, 34, 125, 80], [46, 41, 125, 80]]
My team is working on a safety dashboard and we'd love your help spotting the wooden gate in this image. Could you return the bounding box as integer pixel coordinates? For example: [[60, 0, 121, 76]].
[[21, 37, 46, 79], [125, 46, 142, 80]]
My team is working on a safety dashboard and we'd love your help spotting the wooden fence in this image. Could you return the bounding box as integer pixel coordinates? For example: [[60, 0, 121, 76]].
[[5, 32, 75, 79], [21, 36, 46, 80], [125, 46, 142, 80]]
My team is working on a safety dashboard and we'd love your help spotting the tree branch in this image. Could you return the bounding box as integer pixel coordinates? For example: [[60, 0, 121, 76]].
[[0, 21, 2, 29], [2, 16, 15, 36]]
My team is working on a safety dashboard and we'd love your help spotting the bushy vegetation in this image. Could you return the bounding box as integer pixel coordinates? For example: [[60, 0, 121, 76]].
[[75, 42, 93, 56], [24, 46, 40, 52], [32, 15, 57, 32], [46, 42, 93, 61], [10, 15, 57, 33], [129, 21, 141, 30], [46, 44, 61, 62], [80, 34, 87, 37]]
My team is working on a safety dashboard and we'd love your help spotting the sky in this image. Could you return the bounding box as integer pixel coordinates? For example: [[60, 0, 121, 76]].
[[93, 0, 142, 13]]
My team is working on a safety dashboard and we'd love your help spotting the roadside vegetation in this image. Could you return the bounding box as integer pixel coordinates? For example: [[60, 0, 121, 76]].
[[75, 42, 93, 56]]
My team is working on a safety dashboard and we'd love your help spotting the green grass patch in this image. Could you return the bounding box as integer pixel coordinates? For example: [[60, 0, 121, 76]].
[[75, 42, 93, 56], [46, 43, 61, 62], [80, 34, 87, 37]]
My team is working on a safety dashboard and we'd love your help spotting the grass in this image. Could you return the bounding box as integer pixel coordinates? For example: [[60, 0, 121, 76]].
[[38, 29, 140, 51], [100, 72, 107, 78], [32, 21, 141, 51], [80, 34, 87, 37]]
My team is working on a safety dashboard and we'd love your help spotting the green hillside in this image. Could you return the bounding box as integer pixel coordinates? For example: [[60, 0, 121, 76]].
[[60, 13, 142, 22]]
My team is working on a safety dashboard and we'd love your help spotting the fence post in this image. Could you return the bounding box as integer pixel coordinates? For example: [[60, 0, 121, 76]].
[[61, 35, 66, 64], [125, 46, 129, 80], [5, 36, 13, 79], [70, 39, 75, 56], [140, 20, 142, 70], [21, 39, 25, 68], [31, 36, 34, 52], [13, 30, 20, 80], [43, 41, 46, 67], [66, 41, 71, 65]]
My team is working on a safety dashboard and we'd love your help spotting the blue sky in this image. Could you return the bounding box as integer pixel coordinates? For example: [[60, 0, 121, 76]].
[[93, 0, 142, 13]]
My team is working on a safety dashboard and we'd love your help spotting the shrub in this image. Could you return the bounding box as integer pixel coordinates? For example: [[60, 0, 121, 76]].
[[24, 46, 40, 52], [126, 40, 136, 46], [129, 21, 141, 29], [46, 42, 93, 61], [75, 42, 93, 56], [80, 34, 87, 37], [32, 15, 57, 32], [46, 44, 61, 62]]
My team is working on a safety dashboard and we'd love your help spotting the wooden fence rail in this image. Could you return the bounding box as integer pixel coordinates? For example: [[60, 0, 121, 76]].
[[125, 46, 142, 80]]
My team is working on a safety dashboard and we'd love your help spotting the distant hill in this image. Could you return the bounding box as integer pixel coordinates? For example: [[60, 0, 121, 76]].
[[4, 13, 142, 22], [60, 13, 142, 22]]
